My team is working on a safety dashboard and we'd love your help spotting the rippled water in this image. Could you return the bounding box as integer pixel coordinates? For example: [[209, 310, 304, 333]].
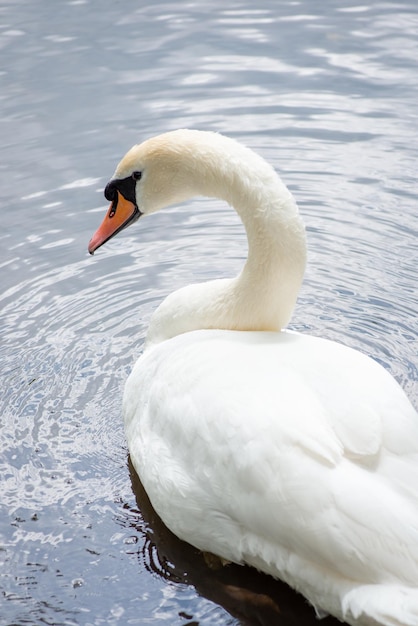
[[1, 1, 418, 624]]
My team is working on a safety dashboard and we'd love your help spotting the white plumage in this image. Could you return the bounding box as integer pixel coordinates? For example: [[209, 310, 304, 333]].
[[89, 130, 418, 626]]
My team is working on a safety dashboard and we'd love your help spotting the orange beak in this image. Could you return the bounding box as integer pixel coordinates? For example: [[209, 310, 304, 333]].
[[88, 191, 140, 254]]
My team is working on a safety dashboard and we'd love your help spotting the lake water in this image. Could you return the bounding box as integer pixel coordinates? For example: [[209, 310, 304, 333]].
[[1, 1, 418, 624]]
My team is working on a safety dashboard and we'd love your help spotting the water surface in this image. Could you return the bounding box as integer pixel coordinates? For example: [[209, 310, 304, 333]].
[[1, 1, 418, 624]]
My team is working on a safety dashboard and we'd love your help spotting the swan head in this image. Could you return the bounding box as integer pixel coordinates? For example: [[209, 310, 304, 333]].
[[88, 130, 223, 254]]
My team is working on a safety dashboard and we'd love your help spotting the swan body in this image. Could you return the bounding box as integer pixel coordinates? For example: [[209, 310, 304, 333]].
[[89, 130, 418, 626]]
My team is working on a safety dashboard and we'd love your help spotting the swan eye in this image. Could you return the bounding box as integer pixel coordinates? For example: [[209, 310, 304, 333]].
[[132, 171, 142, 181]]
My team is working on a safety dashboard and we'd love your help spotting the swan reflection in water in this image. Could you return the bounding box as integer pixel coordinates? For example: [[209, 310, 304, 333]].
[[125, 459, 340, 626]]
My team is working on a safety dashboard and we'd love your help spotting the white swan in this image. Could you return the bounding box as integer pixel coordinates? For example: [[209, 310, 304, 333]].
[[88, 129, 418, 626]]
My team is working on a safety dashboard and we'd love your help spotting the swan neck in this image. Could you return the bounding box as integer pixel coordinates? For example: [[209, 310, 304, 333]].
[[145, 133, 306, 346], [231, 183, 306, 329]]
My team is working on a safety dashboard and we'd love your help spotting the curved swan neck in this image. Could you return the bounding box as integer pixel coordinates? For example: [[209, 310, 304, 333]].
[[138, 131, 306, 348]]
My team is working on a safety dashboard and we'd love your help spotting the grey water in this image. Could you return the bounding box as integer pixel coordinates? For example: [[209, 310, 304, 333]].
[[1, 1, 417, 624]]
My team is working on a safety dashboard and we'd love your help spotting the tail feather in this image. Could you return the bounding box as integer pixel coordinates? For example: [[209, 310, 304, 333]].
[[342, 585, 418, 626]]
